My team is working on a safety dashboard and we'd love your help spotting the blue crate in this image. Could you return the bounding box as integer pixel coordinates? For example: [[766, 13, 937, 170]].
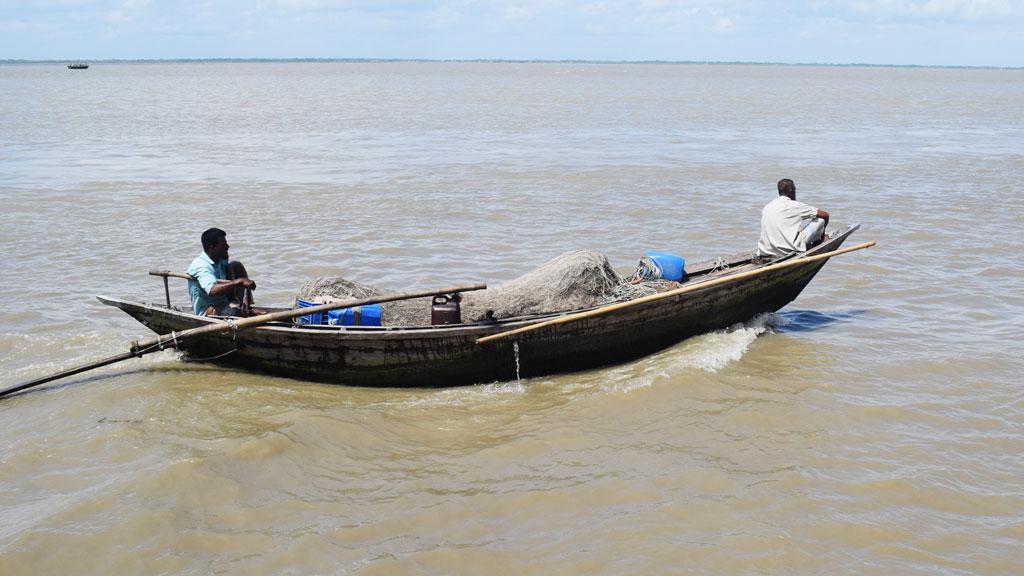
[[327, 304, 382, 326], [296, 299, 324, 325]]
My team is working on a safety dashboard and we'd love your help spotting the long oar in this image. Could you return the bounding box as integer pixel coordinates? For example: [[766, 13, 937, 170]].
[[476, 241, 876, 345], [1, 283, 486, 400]]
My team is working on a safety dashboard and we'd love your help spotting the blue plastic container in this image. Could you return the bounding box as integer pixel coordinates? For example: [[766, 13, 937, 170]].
[[327, 304, 382, 327], [644, 251, 686, 281], [296, 299, 324, 325]]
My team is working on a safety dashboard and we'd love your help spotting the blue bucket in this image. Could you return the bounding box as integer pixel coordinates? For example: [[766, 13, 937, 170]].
[[644, 251, 686, 281], [296, 299, 324, 325]]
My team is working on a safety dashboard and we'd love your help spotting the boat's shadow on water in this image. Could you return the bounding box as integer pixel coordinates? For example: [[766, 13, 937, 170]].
[[772, 309, 866, 333]]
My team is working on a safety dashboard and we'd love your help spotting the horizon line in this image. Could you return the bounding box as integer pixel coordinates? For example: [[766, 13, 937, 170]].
[[1, 57, 1021, 71]]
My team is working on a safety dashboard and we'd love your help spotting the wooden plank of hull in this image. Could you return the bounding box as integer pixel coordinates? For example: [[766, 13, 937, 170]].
[[99, 229, 853, 386]]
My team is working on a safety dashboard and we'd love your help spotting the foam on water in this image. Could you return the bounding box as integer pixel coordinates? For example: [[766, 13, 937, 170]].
[[385, 377, 529, 411], [592, 314, 774, 395], [672, 314, 774, 372]]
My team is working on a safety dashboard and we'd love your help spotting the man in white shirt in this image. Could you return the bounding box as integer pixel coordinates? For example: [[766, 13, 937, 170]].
[[756, 179, 830, 258]]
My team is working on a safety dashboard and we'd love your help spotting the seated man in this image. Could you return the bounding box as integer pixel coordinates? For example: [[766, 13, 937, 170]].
[[756, 178, 830, 259], [187, 227, 258, 316]]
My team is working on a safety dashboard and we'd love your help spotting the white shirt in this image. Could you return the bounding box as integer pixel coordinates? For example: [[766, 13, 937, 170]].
[[756, 195, 818, 257]]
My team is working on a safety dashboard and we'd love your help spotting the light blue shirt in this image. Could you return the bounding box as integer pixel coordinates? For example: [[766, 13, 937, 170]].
[[187, 251, 229, 315]]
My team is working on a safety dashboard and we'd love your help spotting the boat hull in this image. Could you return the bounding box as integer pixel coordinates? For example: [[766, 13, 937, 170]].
[[99, 229, 855, 387]]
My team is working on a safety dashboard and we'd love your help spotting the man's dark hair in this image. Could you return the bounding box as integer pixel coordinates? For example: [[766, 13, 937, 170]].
[[201, 227, 226, 250], [777, 178, 795, 198]]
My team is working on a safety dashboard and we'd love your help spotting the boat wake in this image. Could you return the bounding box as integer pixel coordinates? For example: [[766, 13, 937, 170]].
[[671, 314, 775, 372], [593, 314, 776, 394]]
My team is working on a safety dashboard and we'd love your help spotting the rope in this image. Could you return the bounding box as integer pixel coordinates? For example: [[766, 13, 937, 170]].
[[154, 331, 179, 351], [226, 318, 239, 341], [625, 256, 662, 283], [133, 341, 168, 357], [145, 328, 236, 363], [182, 348, 239, 362]]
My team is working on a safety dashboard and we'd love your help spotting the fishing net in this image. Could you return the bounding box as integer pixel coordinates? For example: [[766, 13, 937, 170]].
[[295, 250, 681, 327]]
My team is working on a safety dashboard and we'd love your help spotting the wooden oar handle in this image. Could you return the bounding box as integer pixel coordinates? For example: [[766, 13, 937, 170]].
[[149, 270, 193, 280], [148, 270, 233, 286]]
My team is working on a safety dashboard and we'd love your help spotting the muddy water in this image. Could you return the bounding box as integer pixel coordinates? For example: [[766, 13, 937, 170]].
[[1, 62, 1022, 574]]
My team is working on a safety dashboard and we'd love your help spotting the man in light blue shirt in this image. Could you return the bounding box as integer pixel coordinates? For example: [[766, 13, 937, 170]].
[[187, 228, 257, 316]]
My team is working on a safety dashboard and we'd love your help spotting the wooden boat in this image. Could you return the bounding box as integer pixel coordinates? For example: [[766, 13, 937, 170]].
[[98, 225, 860, 387], [67, 63, 89, 69]]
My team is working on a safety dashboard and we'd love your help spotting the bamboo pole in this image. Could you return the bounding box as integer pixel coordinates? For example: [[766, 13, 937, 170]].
[[1, 283, 486, 400], [476, 241, 875, 345]]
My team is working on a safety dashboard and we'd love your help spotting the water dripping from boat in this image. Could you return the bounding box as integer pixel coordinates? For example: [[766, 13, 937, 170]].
[[513, 341, 521, 383]]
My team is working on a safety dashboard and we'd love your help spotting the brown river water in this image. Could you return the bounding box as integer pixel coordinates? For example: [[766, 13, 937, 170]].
[[1, 62, 1022, 574]]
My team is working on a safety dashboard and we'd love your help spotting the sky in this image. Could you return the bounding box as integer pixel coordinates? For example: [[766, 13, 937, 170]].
[[1, 0, 1022, 67]]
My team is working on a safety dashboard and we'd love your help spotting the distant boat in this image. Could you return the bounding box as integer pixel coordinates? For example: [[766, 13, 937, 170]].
[[67, 63, 89, 70]]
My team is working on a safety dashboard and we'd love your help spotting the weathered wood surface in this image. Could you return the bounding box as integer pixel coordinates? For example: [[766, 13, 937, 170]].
[[99, 226, 860, 387]]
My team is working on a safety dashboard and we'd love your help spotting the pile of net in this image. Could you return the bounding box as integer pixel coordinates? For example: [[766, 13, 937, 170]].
[[294, 250, 681, 327]]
